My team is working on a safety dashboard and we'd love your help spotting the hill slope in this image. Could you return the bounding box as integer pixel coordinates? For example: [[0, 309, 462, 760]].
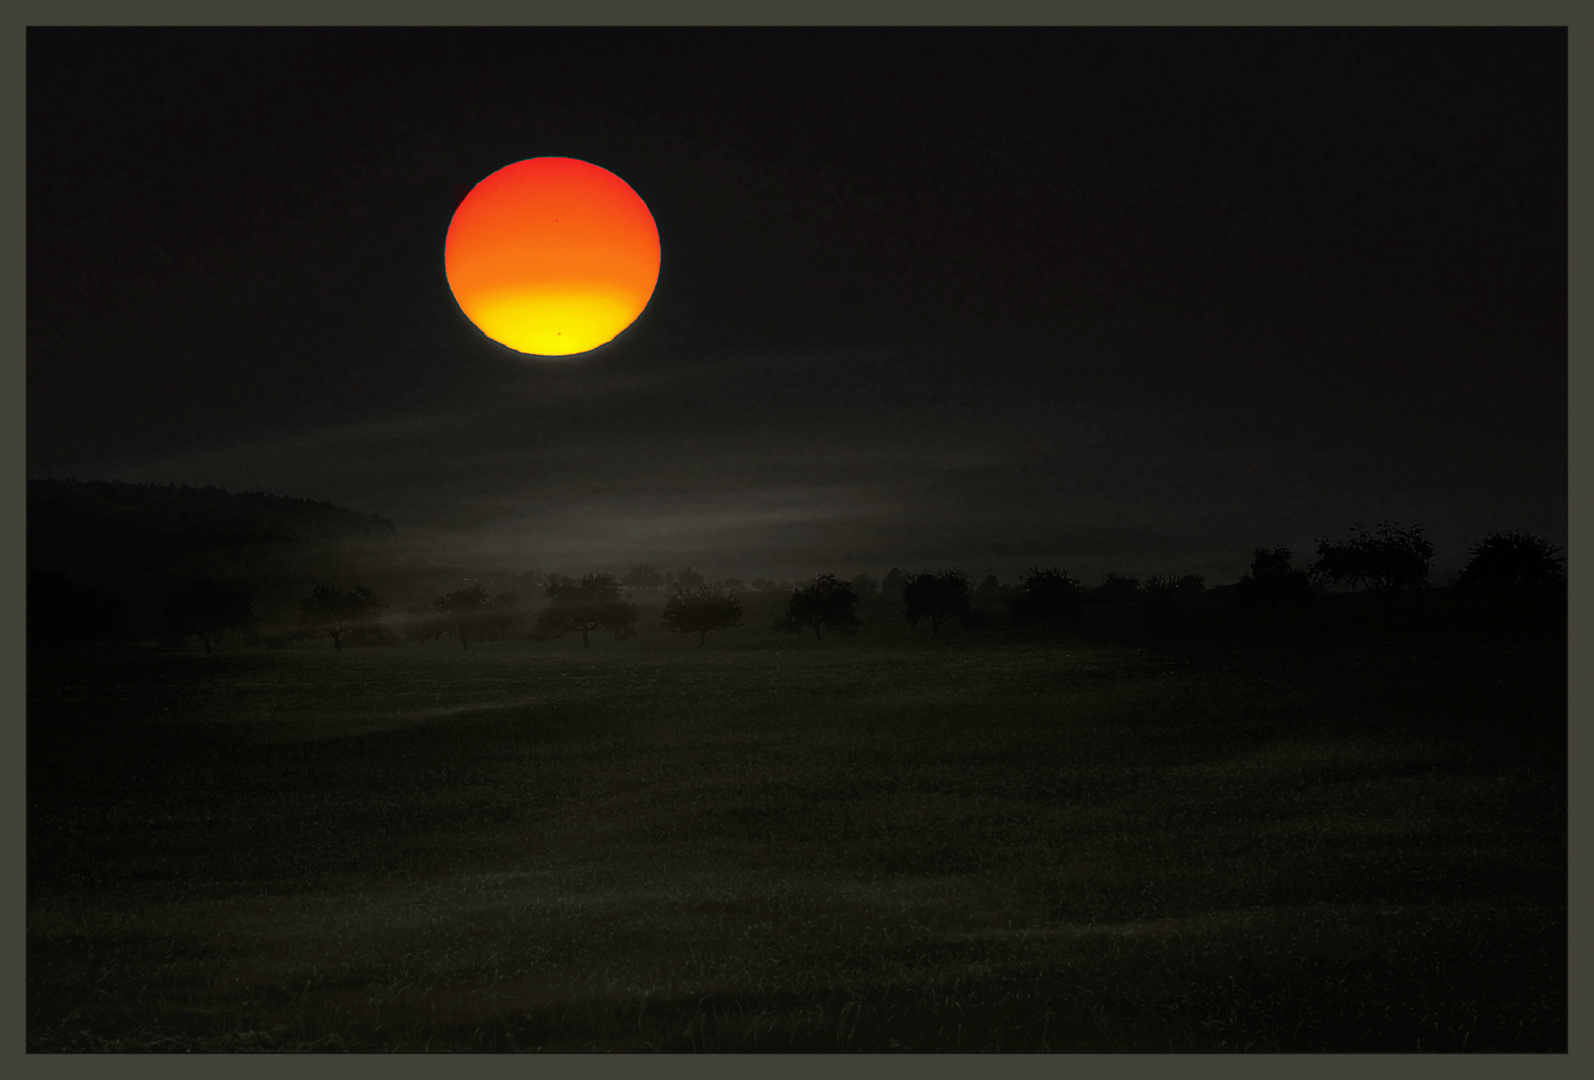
[[27, 479, 398, 640]]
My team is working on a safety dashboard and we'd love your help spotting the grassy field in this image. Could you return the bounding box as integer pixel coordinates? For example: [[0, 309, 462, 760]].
[[26, 597, 1566, 1052]]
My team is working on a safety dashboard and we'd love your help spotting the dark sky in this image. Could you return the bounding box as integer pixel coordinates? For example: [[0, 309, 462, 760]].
[[27, 27, 1566, 583]]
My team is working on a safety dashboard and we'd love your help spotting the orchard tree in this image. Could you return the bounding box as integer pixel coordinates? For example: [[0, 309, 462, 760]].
[[774, 574, 861, 641], [880, 567, 908, 604], [1008, 567, 1084, 630], [299, 583, 386, 653], [621, 563, 665, 591], [534, 573, 639, 648], [1313, 522, 1433, 612], [433, 583, 491, 649], [974, 574, 1007, 606], [1140, 574, 1205, 620], [902, 569, 973, 637], [1090, 574, 1142, 606], [1455, 531, 1565, 596], [662, 586, 744, 645], [1230, 548, 1313, 621], [161, 577, 257, 654]]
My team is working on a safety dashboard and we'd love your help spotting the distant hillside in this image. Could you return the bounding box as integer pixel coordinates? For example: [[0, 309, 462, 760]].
[[29, 479, 395, 552], [27, 479, 398, 640]]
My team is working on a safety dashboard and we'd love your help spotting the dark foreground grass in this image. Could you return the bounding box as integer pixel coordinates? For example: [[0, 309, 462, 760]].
[[27, 604, 1566, 1051]]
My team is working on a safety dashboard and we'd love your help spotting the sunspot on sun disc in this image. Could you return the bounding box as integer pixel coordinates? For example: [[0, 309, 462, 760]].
[[445, 157, 660, 356]]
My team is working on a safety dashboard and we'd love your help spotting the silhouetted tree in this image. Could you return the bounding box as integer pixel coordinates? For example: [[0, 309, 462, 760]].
[[622, 563, 665, 591], [1313, 522, 1433, 613], [1142, 575, 1179, 619], [849, 572, 879, 598], [433, 583, 491, 649], [27, 571, 134, 650], [1008, 567, 1084, 629], [161, 577, 257, 653], [1230, 548, 1313, 620], [1455, 531, 1565, 596], [902, 569, 973, 636], [1090, 574, 1141, 606], [966, 574, 1013, 628], [674, 566, 706, 591], [298, 583, 386, 653], [774, 574, 861, 641], [1157, 573, 1206, 620], [880, 567, 907, 604], [662, 586, 744, 645], [534, 573, 639, 648]]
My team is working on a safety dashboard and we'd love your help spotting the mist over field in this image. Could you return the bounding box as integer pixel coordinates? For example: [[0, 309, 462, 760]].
[[68, 340, 1563, 594]]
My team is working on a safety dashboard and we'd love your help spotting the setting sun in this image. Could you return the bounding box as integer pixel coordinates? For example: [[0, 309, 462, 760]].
[[444, 157, 660, 356]]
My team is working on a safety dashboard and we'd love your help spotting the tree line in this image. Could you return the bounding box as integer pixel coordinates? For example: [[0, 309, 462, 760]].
[[28, 524, 1566, 652]]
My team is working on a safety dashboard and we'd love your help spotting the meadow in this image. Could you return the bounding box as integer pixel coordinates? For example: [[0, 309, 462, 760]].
[[26, 596, 1566, 1052]]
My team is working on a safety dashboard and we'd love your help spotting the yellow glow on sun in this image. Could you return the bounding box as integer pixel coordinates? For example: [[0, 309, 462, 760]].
[[466, 287, 642, 356]]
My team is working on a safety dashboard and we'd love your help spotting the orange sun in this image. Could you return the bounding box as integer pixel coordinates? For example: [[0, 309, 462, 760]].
[[444, 157, 660, 356]]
